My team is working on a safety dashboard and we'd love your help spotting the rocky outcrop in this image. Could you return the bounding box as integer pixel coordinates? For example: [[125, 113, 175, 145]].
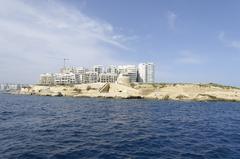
[[19, 83, 240, 102]]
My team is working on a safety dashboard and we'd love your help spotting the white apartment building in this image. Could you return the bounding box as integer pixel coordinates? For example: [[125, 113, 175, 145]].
[[93, 65, 103, 74], [0, 84, 28, 90], [138, 63, 155, 83], [54, 73, 76, 85], [99, 73, 118, 83], [38, 62, 155, 85], [60, 67, 75, 74], [60, 67, 88, 74], [107, 65, 118, 74], [0, 84, 5, 90], [81, 71, 98, 83], [8, 84, 20, 90], [39, 73, 54, 85], [75, 67, 87, 74], [118, 65, 138, 83], [74, 67, 88, 84]]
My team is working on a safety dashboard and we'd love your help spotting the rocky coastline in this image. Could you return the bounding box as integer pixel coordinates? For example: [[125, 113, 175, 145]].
[[18, 83, 240, 102]]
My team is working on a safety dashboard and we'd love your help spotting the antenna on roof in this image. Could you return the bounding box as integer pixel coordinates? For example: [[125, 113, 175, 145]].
[[64, 58, 70, 68]]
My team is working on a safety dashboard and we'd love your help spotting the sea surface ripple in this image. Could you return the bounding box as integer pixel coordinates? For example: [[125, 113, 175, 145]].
[[0, 93, 240, 159]]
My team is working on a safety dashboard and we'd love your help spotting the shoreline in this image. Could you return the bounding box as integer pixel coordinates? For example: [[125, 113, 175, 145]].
[[14, 93, 240, 103], [18, 83, 240, 102]]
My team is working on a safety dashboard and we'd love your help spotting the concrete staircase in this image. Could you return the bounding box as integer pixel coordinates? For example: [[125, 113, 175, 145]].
[[99, 83, 110, 93]]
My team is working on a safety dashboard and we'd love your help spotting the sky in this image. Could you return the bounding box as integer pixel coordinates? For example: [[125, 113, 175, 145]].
[[1, 0, 240, 86]]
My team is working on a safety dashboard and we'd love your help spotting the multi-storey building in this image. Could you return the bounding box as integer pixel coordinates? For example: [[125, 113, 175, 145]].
[[99, 73, 118, 83], [0, 84, 23, 90], [0, 84, 5, 90], [39, 73, 54, 85], [7, 84, 21, 90], [117, 65, 138, 83], [38, 62, 155, 85], [138, 63, 155, 83], [93, 65, 103, 75], [54, 73, 76, 85], [107, 65, 118, 74], [81, 71, 98, 84], [60, 67, 75, 74], [75, 67, 87, 74]]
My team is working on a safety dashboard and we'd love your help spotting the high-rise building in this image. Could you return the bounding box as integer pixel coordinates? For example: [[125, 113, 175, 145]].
[[138, 63, 155, 83]]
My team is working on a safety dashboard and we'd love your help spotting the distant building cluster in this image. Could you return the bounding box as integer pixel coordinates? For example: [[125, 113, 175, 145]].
[[0, 84, 29, 91], [39, 63, 155, 85]]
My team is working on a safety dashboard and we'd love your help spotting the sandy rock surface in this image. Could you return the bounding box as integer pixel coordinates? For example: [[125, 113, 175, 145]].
[[19, 83, 240, 102]]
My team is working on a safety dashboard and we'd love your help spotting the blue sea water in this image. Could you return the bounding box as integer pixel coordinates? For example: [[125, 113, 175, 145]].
[[0, 93, 240, 159]]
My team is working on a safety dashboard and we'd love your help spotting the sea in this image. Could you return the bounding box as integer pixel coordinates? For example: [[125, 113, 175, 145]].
[[0, 93, 240, 159]]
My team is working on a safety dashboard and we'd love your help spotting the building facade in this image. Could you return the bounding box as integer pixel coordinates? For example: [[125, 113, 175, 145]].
[[118, 65, 138, 83], [75, 67, 87, 74], [107, 65, 118, 74], [38, 62, 155, 85], [138, 63, 155, 83], [54, 73, 76, 85], [0, 84, 5, 90], [93, 65, 103, 75], [81, 71, 98, 84], [39, 73, 54, 85], [60, 67, 75, 74], [99, 73, 118, 83]]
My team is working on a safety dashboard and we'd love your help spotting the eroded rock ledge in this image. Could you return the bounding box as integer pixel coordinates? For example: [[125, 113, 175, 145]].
[[19, 83, 240, 102]]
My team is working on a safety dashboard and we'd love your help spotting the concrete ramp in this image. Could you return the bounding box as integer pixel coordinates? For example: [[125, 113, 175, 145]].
[[99, 83, 110, 93]]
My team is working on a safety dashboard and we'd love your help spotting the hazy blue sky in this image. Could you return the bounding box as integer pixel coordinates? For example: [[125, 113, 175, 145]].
[[1, 0, 240, 85]]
